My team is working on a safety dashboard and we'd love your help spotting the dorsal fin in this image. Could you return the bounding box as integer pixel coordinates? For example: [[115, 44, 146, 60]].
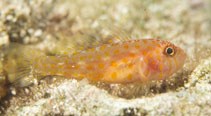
[[57, 25, 134, 56]]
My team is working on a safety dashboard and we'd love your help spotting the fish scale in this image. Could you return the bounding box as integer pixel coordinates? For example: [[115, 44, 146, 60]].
[[29, 39, 186, 84]]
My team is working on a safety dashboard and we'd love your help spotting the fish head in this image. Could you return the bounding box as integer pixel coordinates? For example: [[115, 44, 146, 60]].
[[141, 40, 187, 81]]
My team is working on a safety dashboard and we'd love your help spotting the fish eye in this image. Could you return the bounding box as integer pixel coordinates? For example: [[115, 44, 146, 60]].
[[164, 46, 175, 56]]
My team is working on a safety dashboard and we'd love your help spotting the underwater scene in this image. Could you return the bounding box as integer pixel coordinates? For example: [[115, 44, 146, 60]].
[[0, 0, 211, 116]]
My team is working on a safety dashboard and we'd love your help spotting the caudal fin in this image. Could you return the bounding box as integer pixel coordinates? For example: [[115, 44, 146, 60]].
[[2, 43, 45, 87]]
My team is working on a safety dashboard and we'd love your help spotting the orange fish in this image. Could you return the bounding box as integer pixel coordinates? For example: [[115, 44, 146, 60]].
[[25, 39, 186, 84]]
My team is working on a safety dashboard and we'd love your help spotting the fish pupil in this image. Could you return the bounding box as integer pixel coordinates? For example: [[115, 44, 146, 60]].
[[166, 47, 173, 55]]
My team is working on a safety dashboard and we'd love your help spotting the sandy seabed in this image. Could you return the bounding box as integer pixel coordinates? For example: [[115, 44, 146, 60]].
[[0, 0, 211, 115]]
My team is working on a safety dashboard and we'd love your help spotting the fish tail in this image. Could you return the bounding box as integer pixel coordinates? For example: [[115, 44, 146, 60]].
[[12, 59, 35, 87], [3, 43, 45, 87]]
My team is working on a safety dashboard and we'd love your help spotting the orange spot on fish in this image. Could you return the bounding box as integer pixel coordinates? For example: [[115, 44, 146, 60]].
[[135, 45, 141, 49], [50, 71, 56, 75], [88, 55, 93, 59], [111, 72, 117, 79], [88, 48, 95, 52], [63, 51, 68, 55], [157, 44, 161, 47], [127, 74, 132, 80], [42, 72, 47, 75], [155, 49, 160, 54], [108, 40, 113, 43], [64, 58, 68, 63], [98, 73, 103, 78], [86, 65, 93, 70], [35, 57, 39, 61], [144, 58, 148, 62], [129, 53, 136, 57], [143, 40, 148, 44], [115, 36, 120, 40], [86, 43, 90, 46], [152, 41, 156, 44], [71, 57, 76, 61], [159, 73, 163, 78], [42, 63, 47, 67], [124, 45, 129, 49], [160, 64, 163, 70], [80, 56, 85, 60], [112, 43, 119, 46], [67, 47, 71, 50], [57, 71, 64, 75], [97, 55, 102, 60], [142, 51, 147, 56], [51, 64, 56, 68], [157, 56, 161, 61], [98, 64, 104, 69], [100, 45, 106, 50], [58, 65, 63, 69], [114, 50, 120, 54], [128, 63, 133, 69], [34, 64, 39, 68], [63, 71, 71, 76], [73, 72, 79, 77], [79, 46, 84, 50], [105, 51, 110, 56], [145, 69, 149, 77], [111, 61, 118, 67], [149, 53, 153, 58], [147, 46, 152, 50], [91, 43, 96, 46], [73, 51, 79, 55], [65, 64, 72, 69], [74, 65, 80, 69], [79, 74, 85, 79], [122, 58, 128, 64]]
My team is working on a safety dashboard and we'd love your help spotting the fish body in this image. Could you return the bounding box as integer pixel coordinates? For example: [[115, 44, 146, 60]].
[[31, 39, 186, 84]]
